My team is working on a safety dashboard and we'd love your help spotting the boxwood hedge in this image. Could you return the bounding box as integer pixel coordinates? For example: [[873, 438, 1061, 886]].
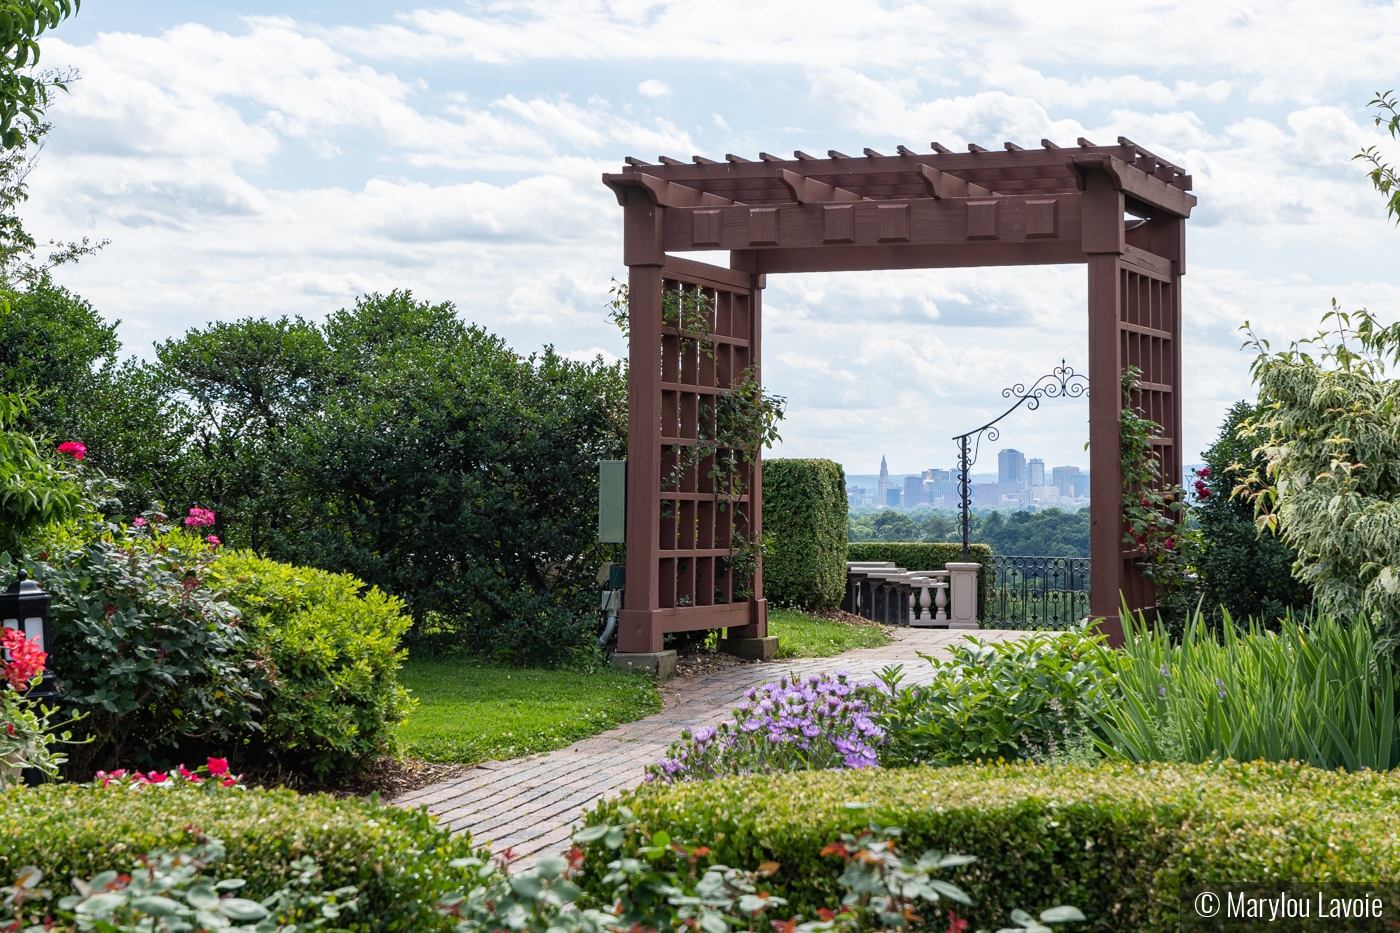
[[581, 761, 1400, 933], [0, 783, 473, 932], [764, 459, 848, 609]]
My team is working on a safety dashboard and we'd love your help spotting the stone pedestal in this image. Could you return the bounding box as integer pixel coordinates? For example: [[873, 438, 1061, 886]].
[[720, 635, 779, 662], [945, 562, 982, 629], [609, 650, 678, 682]]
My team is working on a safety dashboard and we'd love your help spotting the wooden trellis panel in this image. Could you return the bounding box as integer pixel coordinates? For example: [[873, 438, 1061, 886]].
[[1115, 254, 1181, 614], [618, 255, 766, 653]]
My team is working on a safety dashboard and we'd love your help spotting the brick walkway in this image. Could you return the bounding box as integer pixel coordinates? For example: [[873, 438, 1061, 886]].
[[392, 628, 1027, 861]]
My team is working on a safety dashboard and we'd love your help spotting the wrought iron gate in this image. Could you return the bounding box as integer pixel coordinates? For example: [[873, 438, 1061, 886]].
[[986, 556, 1091, 630]]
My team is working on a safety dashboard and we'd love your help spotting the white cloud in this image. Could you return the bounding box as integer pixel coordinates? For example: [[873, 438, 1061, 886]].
[[18, 2, 1400, 477]]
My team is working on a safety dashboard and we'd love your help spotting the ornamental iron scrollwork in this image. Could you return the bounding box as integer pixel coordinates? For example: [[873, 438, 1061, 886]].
[[986, 555, 1092, 630], [952, 360, 1089, 561]]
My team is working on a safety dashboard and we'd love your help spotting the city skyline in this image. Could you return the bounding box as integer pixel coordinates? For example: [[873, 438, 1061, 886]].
[[848, 447, 1091, 510]]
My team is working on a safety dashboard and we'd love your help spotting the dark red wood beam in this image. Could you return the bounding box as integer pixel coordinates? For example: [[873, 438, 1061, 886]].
[[750, 240, 1087, 274], [607, 143, 1187, 189], [1067, 154, 1196, 218], [603, 173, 742, 208], [778, 169, 864, 203], [915, 164, 996, 198], [661, 194, 1084, 252]]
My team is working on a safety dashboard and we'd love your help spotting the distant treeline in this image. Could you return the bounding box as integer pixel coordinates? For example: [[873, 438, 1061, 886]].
[[847, 507, 1090, 558]]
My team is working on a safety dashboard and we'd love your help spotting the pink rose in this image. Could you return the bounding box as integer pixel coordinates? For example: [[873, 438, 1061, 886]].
[[57, 441, 86, 460]]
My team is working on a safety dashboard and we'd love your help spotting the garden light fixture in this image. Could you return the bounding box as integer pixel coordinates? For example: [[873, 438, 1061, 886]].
[[0, 570, 56, 698]]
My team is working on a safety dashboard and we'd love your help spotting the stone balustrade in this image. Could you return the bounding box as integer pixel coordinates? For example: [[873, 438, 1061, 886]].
[[842, 561, 978, 628]]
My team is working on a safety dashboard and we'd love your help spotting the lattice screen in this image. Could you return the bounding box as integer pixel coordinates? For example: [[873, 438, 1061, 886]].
[[1117, 259, 1180, 610], [654, 265, 758, 620]]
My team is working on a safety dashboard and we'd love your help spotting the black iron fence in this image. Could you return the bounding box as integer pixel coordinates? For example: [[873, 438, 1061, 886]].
[[986, 556, 1090, 630]]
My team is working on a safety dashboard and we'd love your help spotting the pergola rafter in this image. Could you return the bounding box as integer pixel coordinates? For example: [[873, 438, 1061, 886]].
[[604, 138, 1196, 654]]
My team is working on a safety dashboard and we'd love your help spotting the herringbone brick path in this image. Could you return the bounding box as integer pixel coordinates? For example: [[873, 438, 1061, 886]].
[[392, 628, 1027, 862]]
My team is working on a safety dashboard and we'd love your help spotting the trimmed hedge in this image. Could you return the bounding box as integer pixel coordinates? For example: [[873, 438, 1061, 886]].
[[846, 541, 992, 618], [581, 761, 1400, 933], [0, 783, 473, 932], [764, 459, 848, 609], [210, 552, 414, 779]]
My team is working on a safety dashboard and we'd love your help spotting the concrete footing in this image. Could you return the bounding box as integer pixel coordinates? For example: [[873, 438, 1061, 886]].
[[721, 635, 779, 662], [609, 650, 678, 682]]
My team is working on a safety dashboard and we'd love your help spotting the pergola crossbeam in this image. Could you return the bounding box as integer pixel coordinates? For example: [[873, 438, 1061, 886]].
[[1067, 154, 1195, 217], [604, 173, 744, 208], [779, 168, 864, 204], [916, 163, 996, 199]]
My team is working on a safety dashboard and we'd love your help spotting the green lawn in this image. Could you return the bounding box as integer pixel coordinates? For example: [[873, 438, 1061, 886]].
[[769, 609, 892, 658], [396, 662, 663, 763]]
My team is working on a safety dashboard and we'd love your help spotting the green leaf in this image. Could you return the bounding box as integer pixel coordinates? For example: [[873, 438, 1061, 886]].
[[217, 897, 271, 922], [1039, 906, 1086, 923], [129, 895, 183, 916]]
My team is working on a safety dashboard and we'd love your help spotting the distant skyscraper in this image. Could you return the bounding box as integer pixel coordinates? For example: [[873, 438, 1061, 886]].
[[904, 475, 924, 507], [1027, 458, 1045, 487], [1052, 465, 1081, 498], [877, 455, 891, 502], [998, 449, 1027, 487]]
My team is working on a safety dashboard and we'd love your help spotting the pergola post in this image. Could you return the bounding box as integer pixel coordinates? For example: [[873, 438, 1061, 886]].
[[726, 250, 768, 640], [1084, 169, 1129, 645], [618, 189, 666, 654]]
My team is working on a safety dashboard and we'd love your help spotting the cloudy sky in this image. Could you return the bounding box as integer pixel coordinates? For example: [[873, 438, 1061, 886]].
[[23, 0, 1400, 478]]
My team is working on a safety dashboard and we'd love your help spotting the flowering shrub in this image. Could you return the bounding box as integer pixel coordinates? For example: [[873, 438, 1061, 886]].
[[648, 673, 883, 783], [185, 507, 216, 528], [0, 618, 74, 787], [1191, 467, 1211, 501], [94, 756, 244, 789], [8, 524, 268, 776], [2, 625, 45, 689]]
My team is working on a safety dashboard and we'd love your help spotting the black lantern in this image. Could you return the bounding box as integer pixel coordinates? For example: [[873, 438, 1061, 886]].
[[0, 570, 56, 698]]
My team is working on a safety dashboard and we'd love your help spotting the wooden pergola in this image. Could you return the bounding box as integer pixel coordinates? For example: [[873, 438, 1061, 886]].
[[603, 137, 1196, 653]]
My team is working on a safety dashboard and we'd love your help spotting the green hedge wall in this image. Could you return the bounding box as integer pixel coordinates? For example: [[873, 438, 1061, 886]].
[[582, 761, 1400, 933], [846, 541, 992, 618], [764, 459, 848, 609], [0, 783, 473, 932]]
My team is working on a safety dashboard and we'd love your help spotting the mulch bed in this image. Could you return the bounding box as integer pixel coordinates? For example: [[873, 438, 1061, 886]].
[[246, 756, 476, 800], [673, 648, 753, 678]]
